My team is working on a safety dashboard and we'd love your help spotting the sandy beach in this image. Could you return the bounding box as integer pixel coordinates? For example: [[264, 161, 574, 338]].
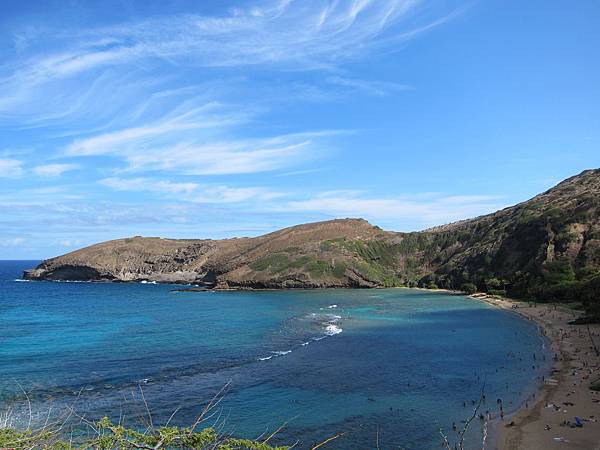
[[473, 295, 600, 449]]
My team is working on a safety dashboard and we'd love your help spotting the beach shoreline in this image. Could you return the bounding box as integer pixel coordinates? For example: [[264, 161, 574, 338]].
[[471, 294, 600, 449]]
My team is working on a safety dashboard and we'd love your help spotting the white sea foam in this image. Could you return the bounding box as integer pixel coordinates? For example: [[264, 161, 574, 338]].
[[325, 324, 343, 335], [258, 350, 292, 361], [14, 279, 31, 282], [306, 311, 344, 339], [321, 313, 343, 335], [298, 311, 344, 347], [327, 304, 338, 309]]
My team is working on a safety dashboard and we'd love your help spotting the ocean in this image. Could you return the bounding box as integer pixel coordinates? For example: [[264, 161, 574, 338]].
[[0, 260, 550, 449]]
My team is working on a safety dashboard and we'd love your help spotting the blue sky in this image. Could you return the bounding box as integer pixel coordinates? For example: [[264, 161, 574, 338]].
[[1, 0, 599, 259]]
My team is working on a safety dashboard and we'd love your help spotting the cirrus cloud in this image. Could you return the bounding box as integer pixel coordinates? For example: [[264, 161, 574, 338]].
[[282, 190, 506, 230], [100, 176, 284, 204], [0, 159, 23, 178], [33, 163, 79, 177]]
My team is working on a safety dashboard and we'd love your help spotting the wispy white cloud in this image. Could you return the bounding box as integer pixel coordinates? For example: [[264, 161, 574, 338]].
[[33, 163, 79, 177], [326, 75, 412, 96], [14, 0, 433, 78], [67, 111, 341, 174], [0, 0, 458, 182], [276, 167, 330, 177], [61, 99, 327, 176], [64, 102, 234, 156], [0, 0, 455, 122], [125, 139, 314, 175], [0, 237, 26, 246], [100, 177, 284, 204], [100, 177, 198, 196], [282, 190, 505, 229], [0, 159, 23, 177], [196, 186, 284, 203], [0, 186, 83, 202]]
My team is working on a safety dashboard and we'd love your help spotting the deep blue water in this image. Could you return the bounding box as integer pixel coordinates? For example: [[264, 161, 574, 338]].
[[0, 261, 550, 449]]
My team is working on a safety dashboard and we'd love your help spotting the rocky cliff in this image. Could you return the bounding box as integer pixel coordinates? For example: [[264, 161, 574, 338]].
[[25, 169, 600, 311]]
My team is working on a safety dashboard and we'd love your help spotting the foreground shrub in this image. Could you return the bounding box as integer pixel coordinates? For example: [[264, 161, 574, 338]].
[[0, 417, 289, 450]]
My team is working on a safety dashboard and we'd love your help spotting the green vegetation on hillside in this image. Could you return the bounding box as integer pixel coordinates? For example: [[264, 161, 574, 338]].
[[249, 253, 346, 280]]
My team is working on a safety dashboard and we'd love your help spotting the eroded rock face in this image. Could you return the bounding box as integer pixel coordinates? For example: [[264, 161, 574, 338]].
[[24, 265, 111, 281], [24, 170, 600, 300]]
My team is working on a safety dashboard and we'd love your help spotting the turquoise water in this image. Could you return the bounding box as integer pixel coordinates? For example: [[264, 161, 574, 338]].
[[0, 261, 550, 449]]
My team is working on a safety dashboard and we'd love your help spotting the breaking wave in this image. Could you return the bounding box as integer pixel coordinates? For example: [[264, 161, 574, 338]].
[[258, 310, 344, 361], [258, 350, 292, 361]]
